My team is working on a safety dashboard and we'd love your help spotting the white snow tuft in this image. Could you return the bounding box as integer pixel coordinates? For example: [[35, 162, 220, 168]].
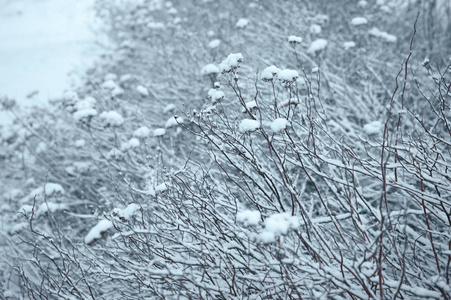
[[278, 69, 299, 82], [164, 103, 176, 113], [136, 85, 149, 97], [261, 65, 281, 81], [44, 183, 65, 196], [271, 118, 288, 133], [84, 219, 114, 244], [155, 183, 167, 193], [237, 210, 261, 226], [208, 89, 225, 102], [73, 108, 97, 122], [310, 24, 322, 34], [74, 97, 96, 111], [235, 18, 249, 28], [207, 39, 221, 48], [133, 126, 151, 138], [75, 139, 86, 148], [363, 121, 383, 135], [154, 128, 166, 137], [351, 17, 368, 26], [368, 27, 397, 42], [258, 212, 299, 243], [307, 39, 328, 54], [343, 41, 356, 50], [201, 63, 220, 75], [288, 35, 303, 44], [99, 111, 124, 127], [239, 119, 260, 133], [165, 116, 184, 128], [219, 53, 243, 73]]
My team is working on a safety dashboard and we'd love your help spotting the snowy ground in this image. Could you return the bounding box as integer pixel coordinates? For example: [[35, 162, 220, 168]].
[[0, 0, 101, 123]]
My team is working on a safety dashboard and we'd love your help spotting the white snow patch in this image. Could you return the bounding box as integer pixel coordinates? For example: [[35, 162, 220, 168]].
[[121, 138, 140, 151], [208, 89, 225, 102], [278, 69, 299, 82], [261, 65, 281, 81], [207, 39, 221, 48], [307, 39, 328, 54], [75, 139, 86, 147], [133, 126, 151, 138], [165, 116, 184, 128], [136, 85, 149, 97], [74, 96, 96, 111], [73, 108, 97, 122], [155, 183, 167, 193], [363, 121, 383, 135], [288, 35, 302, 44], [219, 53, 243, 73], [368, 27, 397, 42], [201, 63, 220, 75], [84, 219, 113, 244], [154, 128, 166, 137], [237, 210, 261, 226], [236, 18, 249, 28], [163, 103, 176, 113], [271, 118, 288, 133], [44, 183, 65, 196], [99, 111, 124, 127], [351, 17, 368, 26], [343, 41, 356, 50], [259, 212, 299, 243], [310, 24, 322, 34], [239, 119, 260, 133]]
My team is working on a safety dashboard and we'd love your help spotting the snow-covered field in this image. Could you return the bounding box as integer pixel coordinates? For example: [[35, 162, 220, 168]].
[[0, 0, 99, 123]]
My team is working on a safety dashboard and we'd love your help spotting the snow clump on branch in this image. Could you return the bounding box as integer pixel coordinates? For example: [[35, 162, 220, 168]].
[[219, 53, 243, 73]]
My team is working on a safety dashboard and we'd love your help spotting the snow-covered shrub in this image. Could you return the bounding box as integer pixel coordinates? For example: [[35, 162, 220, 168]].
[[1, 0, 450, 299]]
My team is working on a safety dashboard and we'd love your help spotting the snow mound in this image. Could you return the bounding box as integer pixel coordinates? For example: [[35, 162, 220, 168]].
[[368, 27, 397, 42], [278, 69, 299, 83], [259, 213, 299, 243], [201, 63, 220, 75], [351, 17, 368, 26], [343, 41, 356, 50], [44, 183, 65, 196], [236, 18, 249, 28], [75, 139, 86, 147], [245, 100, 257, 110], [310, 24, 322, 34], [207, 39, 221, 48], [99, 111, 124, 127], [261, 65, 281, 81], [208, 89, 225, 103], [363, 121, 383, 135], [239, 119, 260, 133], [121, 138, 140, 151], [155, 183, 167, 193], [164, 103, 176, 113], [73, 108, 97, 122], [154, 128, 166, 137], [219, 53, 243, 73], [288, 35, 302, 45], [165, 116, 184, 128], [133, 126, 151, 138], [136, 85, 149, 97], [84, 219, 114, 245], [74, 97, 96, 111], [271, 118, 288, 133], [237, 210, 261, 226], [112, 203, 140, 221], [37, 202, 68, 216], [307, 39, 328, 54]]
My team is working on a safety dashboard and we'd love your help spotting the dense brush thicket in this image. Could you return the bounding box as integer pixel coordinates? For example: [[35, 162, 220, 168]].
[[1, 0, 450, 299]]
